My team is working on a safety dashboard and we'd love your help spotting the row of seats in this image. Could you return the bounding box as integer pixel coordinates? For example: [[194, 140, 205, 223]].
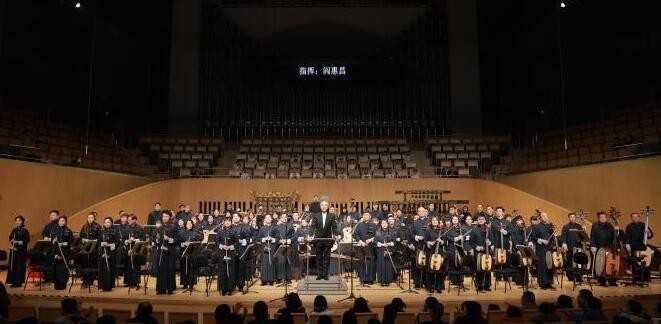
[[425, 135, 509, 177], [139, 135, 224, 176], [0, 107, 145, 175], [240, 145, 411, 154], [229, 167, 421, 179], [504, 103, 661, 174], [242, 137, 408, 146]]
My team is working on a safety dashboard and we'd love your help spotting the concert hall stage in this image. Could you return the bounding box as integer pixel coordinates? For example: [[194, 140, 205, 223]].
[[5, 271, 660, 323]]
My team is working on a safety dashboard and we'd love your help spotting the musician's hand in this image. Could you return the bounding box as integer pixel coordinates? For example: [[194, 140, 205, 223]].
[[453, 236, 461, 242], [562, 243, 568, 251], [100, 242, 107, 247], [476, 246, 484, 252], [426, 241, 434, 248], [625, 244, 631, 251], [590, 247, 597, 253], [465, 235, 470, 241], [500, 229, 508, 235], [528, 242, 534, 248], [485, 240, 491, 246], [614, 226, 620, 232]]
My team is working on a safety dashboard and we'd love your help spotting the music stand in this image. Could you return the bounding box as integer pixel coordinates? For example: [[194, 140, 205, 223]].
[[239, 243, 259, 295], [181, 242, 201, 295], [352, 244, 373, 288], [398, 242, 418, 294], [516, 245, 535, 291], [338, 242, 357, 302], [127, 241, 146, 294], [270, 244, 292, 302]]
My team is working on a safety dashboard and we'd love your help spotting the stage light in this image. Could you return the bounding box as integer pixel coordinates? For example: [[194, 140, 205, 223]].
[[75, 2, 81, 8], [560, 2, 566, 8]]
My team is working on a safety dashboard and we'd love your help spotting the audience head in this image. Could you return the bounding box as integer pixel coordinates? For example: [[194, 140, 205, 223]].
[[461, 301, 482, 315], [424, 297, 439, 312], [577, 289, 594, 308], [136, 302, 153, 318], [313, 295, 328, 313], [626, 300, 643, 314], [253, 301, 269, 320], [353, 297, 370, 313], [61, 298, 79, 315], [538, 302, 556, 314], [214, 304, 231, 323], [430, 303, 444, 320], [390, 297, 406, 312], [556, 295, 573, 309], [382, 304, 397, 324], [587, 296, 603, 311], [276, 312, 294, 324], [285, 292, 303, 311]]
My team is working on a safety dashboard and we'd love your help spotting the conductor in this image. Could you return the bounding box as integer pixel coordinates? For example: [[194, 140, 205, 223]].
[[309, 199, 339, 280]]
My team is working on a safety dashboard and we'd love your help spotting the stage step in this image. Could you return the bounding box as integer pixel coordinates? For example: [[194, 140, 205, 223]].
[[296, 276, 347, 295]]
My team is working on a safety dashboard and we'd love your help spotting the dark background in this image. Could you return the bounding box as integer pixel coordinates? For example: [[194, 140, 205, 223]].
[[0, 0, 658, 145]]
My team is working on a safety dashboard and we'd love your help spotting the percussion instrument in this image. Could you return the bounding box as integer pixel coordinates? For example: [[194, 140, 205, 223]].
[[594, 247, 607, 276]]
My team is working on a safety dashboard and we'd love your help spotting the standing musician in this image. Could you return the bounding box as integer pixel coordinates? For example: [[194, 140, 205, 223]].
[[624, 212, 653, 282], [374, 220, 396, 286], [123, 214, 144, 288], [114, 212, 131, 278], [411, 206, 430, 289], [561, 212, 586, 282], [590, 211, 620, 286], [147, 202, 162, 226], [7, 215, 30, 288], [155, 210, 177, 295], [79, 212, 101, 287], [354, 211, 376, 285], [294, 218, 311, 277], [257, 214, 277, 286], [425, 216, 446, 293], [490, 207, 511, 252], [529, 212, 555, 289], [150, 219, 162, 275], [274, 213, 294, 283], [446, 215, 470, 285], [98, 217, 117, 291], [216, 216, 237, 295], [50, 215, 73, 290], [509, 215, 528, 285], [233, 213, 252, 290], [470, 214, 492, 292], [178, 219, 201, 290], [309, 200, 339, 280], [42, 207, 60, 291]]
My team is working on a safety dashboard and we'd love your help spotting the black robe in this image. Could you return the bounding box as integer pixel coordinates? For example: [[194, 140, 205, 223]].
[[216, 227, 237, 293], [353, 221, 375, 284], [234, 223, 255, 288], [530, 223, 554, 287], [7, 226, 30, 286], [425, 226, 447, 291], [124, 225, 145, 286], [50, 226, 73, 290], [469, 225, 491, 290], [155, 223, 177, 293], [97, 229, 117, 291], [374, 229, 396, 284], [178, 229, 201, 288], [257, 225, 276, 282], [410, 217, 430, 288], [79, 222, 101, 285], [273, 223, 294, 281]]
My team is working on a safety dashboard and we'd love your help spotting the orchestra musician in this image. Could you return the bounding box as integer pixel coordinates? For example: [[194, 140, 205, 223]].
[[353, 211, 376, 285], [561, 212, 586, 282], [41, 210, 60, 241], [7, 215, 30, 288], [124, 214, 144, 288], [446, 215, 469, 285], [178, 219, 201, 289], [115, 212, 130, 277], [411, 206, 430, 289], [98, 217, 117, 291], [470, 214, 491, 292], [257, 214, 277, 285], [590, 211, 619, 286], [624, 212, 653, 282], [233, 213, 253, 290], [509, 215, 527, 285], [150, 219, 162, 274], [79, 212, 101, 287], [309, 200, 339, 280], [147, 202, 162, 226], [216, 216, 237, 295], [274, 213, 294, 283], [374, 220, 396, 286], [155, 210, 177, 295], [425, 216, 446, 293], [529, 212, 555, 289], [50, 215, 73, 290]]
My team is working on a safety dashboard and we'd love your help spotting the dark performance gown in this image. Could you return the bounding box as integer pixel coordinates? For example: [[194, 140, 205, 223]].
[[50, 226, 73, 290], [216, 227, 238, 294], [41, 220, 59, 282], [410, 217, 430, 288], [470, 225, 491, 290], [7, 226, 30, 287], [445, 226, 470, 285], [150, 229, 161, 275], [625, 222, 652, 281], [353, 221, 375, 284], [155, 223, 177, 294], [561, 222, 585, 281], [97, 229, 117, 291], [257, 225, 277, 283], [530, 223, 554, 288], [374, 230, 396, 285], [509, 224, 528, 285], [123, 225, 145, 287], [233, 223, 253, 289], [114, 223, 131, 277], [178, 229, 201, 288], [425, 227, 446, 292], [147, 210, 163, 226], [79, 222, 101, 286]]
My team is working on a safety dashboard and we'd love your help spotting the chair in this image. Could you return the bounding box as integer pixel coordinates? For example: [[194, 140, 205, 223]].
[[562, 251, 593, 291], [355, 312, 379, 324], [68, 253, 98, 293], [446, 253, 478, 295], [25, 251, 52, 291], [492, 253, 520, 293]]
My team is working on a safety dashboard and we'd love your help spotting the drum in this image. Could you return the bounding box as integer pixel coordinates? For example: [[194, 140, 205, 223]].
[[545, 251, 553, 270], [594, 248, 607, 276]]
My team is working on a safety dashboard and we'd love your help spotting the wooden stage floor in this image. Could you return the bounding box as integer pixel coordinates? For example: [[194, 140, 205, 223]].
[[5, 270, 659, 313]]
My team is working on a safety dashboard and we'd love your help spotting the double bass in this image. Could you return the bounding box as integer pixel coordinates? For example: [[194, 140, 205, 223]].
[[603, 207, 622, 277]]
